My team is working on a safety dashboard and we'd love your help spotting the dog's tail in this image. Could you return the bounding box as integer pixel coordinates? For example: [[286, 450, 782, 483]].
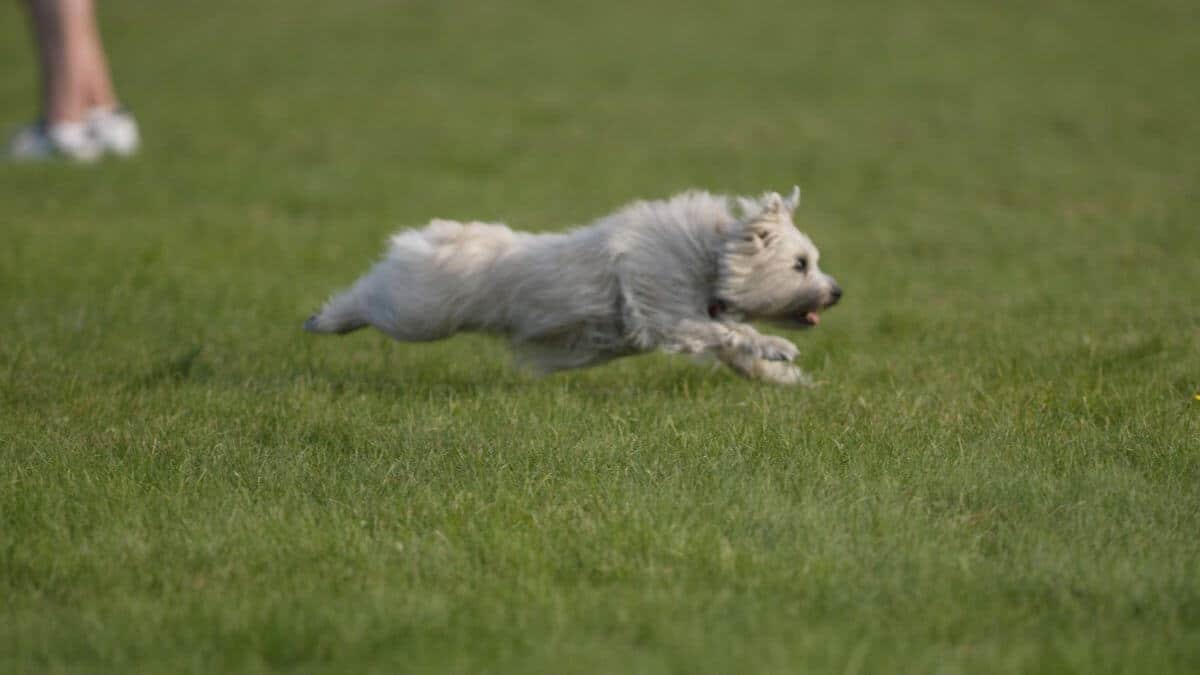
[[304, 287, 368, 335]]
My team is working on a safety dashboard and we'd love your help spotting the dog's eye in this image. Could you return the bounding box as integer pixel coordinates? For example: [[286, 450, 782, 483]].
[[794, 257, 808, 273]]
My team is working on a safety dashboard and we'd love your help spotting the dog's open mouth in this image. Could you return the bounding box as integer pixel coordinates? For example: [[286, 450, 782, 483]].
[[796, 311, 820, 328]]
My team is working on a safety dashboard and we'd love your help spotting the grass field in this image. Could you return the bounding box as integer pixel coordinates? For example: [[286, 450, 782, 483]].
[[2, 1, 1199, 672]]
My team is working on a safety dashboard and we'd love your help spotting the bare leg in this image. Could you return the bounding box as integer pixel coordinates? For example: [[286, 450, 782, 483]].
[[25, 0, 119, 124], [77, 1, 118, 111]]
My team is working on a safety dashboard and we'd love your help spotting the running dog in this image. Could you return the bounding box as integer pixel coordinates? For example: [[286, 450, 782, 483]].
[[305, 187, 841, 384]]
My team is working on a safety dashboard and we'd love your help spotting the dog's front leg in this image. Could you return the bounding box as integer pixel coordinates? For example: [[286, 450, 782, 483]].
[[725, 323, 799, 363], [666, 320, 810, 385], [721, 323, 811, 386], [731, 352, 812, 386]]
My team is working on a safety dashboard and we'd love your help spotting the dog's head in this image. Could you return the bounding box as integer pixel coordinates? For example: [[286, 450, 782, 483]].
[[716, 187, 841, 328]]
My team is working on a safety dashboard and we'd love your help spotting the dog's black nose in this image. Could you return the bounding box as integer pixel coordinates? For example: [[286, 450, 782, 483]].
[[829, 284, 842, 306]]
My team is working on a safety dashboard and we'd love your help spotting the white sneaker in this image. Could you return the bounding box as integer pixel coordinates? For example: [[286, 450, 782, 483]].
[[87, 106, 140, 157], [6, 121, 103, 162]]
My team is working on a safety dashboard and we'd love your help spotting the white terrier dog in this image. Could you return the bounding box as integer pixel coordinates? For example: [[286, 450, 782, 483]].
[[305, 187, 841, 384]]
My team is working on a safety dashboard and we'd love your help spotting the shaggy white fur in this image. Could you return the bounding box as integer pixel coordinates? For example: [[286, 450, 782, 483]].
[[306, 187, 841, 385]]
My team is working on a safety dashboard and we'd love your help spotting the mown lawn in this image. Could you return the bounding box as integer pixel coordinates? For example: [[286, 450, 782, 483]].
[[1, 1, 1198, 672]]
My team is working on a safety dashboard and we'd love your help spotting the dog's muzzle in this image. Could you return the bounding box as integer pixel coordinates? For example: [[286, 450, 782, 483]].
[[828, 283, 843, 307]]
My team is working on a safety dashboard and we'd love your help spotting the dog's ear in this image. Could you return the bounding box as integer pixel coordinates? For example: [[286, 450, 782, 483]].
[[738, 191, 790, 247], [745, 216, 779, 248], [784, 185, 801, 213], [761, 192, 785, 216]]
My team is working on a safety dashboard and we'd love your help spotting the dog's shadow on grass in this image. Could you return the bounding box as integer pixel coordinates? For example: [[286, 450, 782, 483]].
[[298, 352, 745, 404], [122, 338, 797, 406], [303, 366, 523, 401], [130, 345, 210, 388]]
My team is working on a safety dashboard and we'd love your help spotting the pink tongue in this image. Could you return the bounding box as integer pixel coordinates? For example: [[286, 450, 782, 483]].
[[803, 312, 821, 325]]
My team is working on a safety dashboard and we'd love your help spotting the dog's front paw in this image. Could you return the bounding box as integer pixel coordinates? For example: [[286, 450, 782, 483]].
[[757, 335, 799, 362], [755, 360, 813, 386]]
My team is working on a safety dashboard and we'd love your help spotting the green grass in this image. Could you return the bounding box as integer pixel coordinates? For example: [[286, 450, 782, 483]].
[[2, 0, 1199, 672]]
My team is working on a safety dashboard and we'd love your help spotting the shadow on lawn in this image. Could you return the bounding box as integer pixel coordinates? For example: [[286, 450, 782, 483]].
[[121, 335, 821, 404], [299, 352, 760, 404]]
